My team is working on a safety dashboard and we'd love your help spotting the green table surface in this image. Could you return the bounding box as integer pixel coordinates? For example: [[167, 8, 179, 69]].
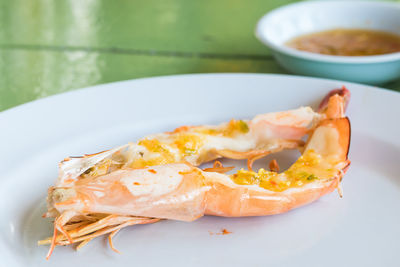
[[1, 0, 399, 111]]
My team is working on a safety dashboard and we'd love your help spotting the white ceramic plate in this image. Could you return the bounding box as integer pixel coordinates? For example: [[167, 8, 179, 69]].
[[0, 74, 399, 267]]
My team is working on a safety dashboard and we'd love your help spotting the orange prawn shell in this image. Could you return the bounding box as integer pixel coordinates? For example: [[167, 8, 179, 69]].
[[206, 116, 351, 217], [205, 178, 340, 217], [54, 164, 208, 222]]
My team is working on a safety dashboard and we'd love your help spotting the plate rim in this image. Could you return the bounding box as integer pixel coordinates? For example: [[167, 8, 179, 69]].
[[1, 73, 399, 117]]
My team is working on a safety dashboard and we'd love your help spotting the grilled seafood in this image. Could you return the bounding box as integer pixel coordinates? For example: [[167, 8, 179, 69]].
[[39, 88, 351, 259], [56, 106, 321, 188]]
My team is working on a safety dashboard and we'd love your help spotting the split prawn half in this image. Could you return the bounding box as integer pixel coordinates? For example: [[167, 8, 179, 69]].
[[56, 105, 322, 188], [39, 88, 351, 259]]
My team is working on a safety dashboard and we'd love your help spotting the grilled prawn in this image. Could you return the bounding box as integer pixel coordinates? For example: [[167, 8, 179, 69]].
[[57, 106, 321, 188], [40, 88, 351, 259]]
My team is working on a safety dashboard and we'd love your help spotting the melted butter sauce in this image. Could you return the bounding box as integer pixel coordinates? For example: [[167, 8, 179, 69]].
[[173, 133, 204, 156], [196, 119, 249, 137], [127, 120, 250, 169], [132, 139, 176, 168], [286, 28, 400, 56], [80, 120, 251, 177], [231, 150, 338, 192]]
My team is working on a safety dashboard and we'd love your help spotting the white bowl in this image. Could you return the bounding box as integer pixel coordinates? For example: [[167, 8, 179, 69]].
[[255, 1, 400, 85]]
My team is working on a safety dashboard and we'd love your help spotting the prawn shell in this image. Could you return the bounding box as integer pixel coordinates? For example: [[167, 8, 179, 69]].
[[204, 178, 339, 217], [206, 117, 351, 217], [53, 164, 208, 221]]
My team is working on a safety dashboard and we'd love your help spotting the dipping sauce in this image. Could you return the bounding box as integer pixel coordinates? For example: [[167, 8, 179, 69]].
[[286, 28, 400, 56]]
